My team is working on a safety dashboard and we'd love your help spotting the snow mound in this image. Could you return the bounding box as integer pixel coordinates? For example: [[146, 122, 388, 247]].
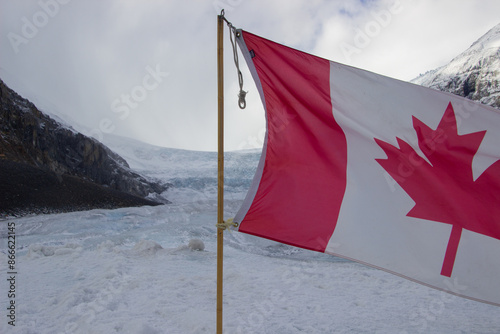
[[27, 243, 81, 258], [188, 238, 205, 251], [132, 240, 163, 255], [97, 240, 121, 253], [168, 239, 207, 253]]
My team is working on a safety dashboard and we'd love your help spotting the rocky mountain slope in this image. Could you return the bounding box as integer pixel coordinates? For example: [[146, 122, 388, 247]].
[[412, 23, 500, 109], [0, 79, 168, 216]]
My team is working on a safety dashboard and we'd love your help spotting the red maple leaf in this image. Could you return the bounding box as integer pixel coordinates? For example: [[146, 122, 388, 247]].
[[374, 102, 500, 277]]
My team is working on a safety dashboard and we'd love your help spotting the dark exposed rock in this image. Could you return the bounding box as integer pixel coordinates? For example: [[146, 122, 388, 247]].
[[0, 159, 162, 217], [0, 78, 169, 215]]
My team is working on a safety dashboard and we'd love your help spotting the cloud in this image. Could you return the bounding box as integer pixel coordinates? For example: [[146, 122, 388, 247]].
[[0, 0, 498, 151], [313, 0, 500, 80]]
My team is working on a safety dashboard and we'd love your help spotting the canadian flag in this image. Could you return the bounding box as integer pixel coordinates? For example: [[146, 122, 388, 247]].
[[234, 30, 500, 306]]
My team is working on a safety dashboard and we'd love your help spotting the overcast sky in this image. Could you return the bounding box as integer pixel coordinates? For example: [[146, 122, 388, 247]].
[[1, 0, 499, 151]]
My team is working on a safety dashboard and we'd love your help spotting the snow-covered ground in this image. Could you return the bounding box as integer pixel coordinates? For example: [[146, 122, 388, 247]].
[[1, 136, 499, 333]]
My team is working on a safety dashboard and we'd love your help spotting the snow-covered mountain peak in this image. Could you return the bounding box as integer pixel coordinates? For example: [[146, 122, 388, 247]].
[[468, 23, 500, 52], [411, 23, 500, 109]]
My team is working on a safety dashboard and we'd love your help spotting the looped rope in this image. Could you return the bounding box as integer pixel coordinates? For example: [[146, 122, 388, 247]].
[[222, 12, 247, 109]]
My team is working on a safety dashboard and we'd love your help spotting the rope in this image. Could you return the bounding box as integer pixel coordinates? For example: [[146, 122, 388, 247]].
[[216, 218, 239, 231], [221, 10, 247, 109]]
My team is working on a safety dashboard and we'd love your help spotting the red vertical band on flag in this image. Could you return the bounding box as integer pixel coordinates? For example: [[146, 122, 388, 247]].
[[237, 31, 347, 252]]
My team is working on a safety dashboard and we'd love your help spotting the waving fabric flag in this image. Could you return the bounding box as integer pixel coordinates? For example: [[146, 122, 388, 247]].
[[233, 30, 500, 306]]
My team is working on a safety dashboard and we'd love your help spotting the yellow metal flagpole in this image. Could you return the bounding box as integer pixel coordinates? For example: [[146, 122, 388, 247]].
[[216, 11, 224, 334], [216, 11, 242, 332]]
